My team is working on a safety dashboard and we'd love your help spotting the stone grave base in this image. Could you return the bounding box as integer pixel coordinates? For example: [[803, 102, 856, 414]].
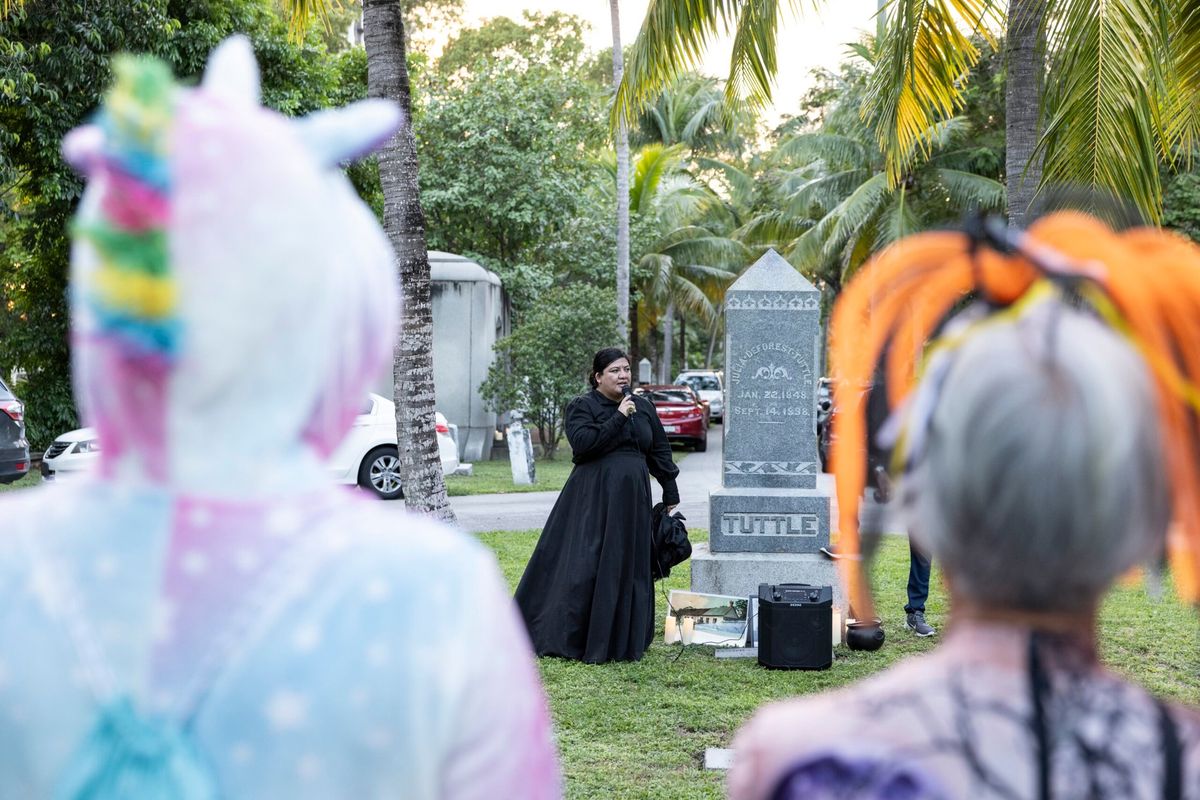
[[689, 542, 845, 611]]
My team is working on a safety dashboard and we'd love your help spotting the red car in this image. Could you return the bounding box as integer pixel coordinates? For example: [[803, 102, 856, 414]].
[[638, 384, 708, 452]]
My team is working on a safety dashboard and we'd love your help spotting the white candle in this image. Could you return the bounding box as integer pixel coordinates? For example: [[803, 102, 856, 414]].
[[831, 607, 843, 647], [680, 617, 696, 645]]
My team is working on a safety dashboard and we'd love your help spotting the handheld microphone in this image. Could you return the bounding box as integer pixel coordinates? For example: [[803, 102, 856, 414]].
[[621, 385, 635, 414]]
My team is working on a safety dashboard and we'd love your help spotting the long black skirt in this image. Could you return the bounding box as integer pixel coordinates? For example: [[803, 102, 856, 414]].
[[515, 450, 655, 663]]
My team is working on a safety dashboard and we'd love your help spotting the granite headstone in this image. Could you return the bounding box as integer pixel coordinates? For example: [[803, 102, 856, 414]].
[[506, 415, 536, 486], [691, 250, 840, 607]]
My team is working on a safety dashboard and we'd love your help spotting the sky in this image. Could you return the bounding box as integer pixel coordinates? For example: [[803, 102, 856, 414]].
[[457, 0, 882, 126]]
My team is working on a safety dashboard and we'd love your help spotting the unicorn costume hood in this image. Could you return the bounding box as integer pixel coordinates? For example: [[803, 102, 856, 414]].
[[63, 36, 398, 495], [0, 38, 560, 799]]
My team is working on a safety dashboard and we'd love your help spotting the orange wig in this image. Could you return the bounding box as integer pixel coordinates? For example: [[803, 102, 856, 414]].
[[828, 212, 1200, 620]]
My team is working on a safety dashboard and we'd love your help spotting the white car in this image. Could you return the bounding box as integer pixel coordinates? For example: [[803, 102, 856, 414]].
[[674, 370, 724, 421], [326, 393, 459, 499], [40, 393, 459, 501]]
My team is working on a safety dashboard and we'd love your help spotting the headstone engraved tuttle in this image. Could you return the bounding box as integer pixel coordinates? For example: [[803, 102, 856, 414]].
[[690, 249, 841, 607]]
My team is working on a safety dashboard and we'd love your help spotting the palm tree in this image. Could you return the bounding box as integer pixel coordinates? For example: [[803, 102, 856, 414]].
[[609, 0, 632, 344], [632, 72, 755, 157], [610, 143, 747, 380], [285, 0, 455, 523], [615, 1, 1200, 225], [748, 116, 1004, 287]]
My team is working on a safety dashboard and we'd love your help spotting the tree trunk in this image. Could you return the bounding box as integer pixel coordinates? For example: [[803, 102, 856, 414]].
[[678, 313, 686, 373], [365, 0, 455, 523], [629, 300, 640, 376], [1006, 0, 1045, 228], [705, 306, 720, 368], [648, 321, 659, 382], [660, 302, 674, 383], [610, 0, 631, 343]]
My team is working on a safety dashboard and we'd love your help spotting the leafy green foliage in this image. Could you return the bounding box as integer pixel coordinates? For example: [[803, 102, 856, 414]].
[[742, 37, 1006, 288], [1163, 171, 1200, 243], [0, 0, 177, 447], [479, 284, 618, 460], [631, 72, 758, 159], [415, 13, 606, 317], [436, 11, 587, 79], [0, 0, 359, 448]]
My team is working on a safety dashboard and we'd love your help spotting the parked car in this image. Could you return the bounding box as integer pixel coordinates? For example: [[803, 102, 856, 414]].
[[0, 377, 29, 484], [41, 393, 460, 500], [326, 393, 459, 500], [673, 370, 724, 421], [637, 384, 708, 452]]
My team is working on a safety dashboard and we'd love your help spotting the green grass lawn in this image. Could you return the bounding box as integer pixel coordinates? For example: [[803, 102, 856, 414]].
[[0, 472, 38, 493], [479, 528, 1200, 799], [446, 448, 690, 497]]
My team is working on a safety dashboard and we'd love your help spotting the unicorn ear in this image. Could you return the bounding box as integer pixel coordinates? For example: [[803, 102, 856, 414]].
[[202, 35, 261, 107], [295, 100, 404, 168]]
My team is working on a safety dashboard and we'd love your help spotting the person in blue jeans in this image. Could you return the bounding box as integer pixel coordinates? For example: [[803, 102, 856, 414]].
[[872, 465, 936, 637], [905, 542, 935, 636]]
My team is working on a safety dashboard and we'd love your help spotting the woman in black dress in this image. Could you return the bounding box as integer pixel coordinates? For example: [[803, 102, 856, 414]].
[[515, 348, 680, 663]]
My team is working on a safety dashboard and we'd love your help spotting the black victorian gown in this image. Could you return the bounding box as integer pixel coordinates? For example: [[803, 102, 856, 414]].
[[515, 389, 680, 663]]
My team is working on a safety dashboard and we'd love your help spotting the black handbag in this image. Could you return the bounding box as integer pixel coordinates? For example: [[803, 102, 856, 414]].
[[651, 502, 692, 581]]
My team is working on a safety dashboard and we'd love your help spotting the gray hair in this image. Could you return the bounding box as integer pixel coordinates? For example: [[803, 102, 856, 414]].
[[900, 302, 1170, 613]]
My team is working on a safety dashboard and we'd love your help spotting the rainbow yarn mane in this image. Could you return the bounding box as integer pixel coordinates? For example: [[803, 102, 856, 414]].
[[71, 55, 178, 360]]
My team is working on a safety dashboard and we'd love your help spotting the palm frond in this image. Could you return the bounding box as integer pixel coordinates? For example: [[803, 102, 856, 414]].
[[693, 156, 757, 208], [874, 186, 921, 251], [668, 274, 722, 321], [647, 106, 672, 145], [652, 173, 712, 224], [820, 172, 890, 261], [681, 98, 724, 144], [654, 226, 751, 266], [725, 0, 785, 112], [843, 216, 882, 281], [735, 211, 814, 246], [631, 143, 689, 213], [613, 0, 815, 129], [781, 169, 872, 217], [279, 0, 334, 40], [1037, 0, 1166, 222], [865, 0, 1000, 184], [775, 133, 869, 169], [1161, 1, 1200, 162], [785, 214, 841, 279], [638, 252, 674, 301], [909, 116, 971, 158], [933, 168, 1005, 211]]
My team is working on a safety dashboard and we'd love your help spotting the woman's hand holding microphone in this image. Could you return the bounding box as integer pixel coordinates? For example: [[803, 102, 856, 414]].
[[619, 386, 636, 418]]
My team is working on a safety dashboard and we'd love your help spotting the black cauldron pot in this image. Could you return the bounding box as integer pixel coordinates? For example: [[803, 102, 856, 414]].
[[846, 619, 885, 651]]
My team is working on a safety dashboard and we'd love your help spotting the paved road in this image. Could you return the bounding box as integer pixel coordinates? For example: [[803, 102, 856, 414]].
[[445, 424, 904, 535], [449, 425, 726, 533]]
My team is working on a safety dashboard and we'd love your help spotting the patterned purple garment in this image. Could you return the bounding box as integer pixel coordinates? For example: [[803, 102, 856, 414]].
[[769, 753, 948, 800]]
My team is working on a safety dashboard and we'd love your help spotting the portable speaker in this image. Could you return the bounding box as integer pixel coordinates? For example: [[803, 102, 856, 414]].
[[757, 583, 833, 670]]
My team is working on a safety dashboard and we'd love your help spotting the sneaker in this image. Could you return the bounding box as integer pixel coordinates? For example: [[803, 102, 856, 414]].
[[906, 611, 936, 637]]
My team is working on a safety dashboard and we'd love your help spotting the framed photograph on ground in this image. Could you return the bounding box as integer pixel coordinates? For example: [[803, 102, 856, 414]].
[[663, 590, 750, 647]]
